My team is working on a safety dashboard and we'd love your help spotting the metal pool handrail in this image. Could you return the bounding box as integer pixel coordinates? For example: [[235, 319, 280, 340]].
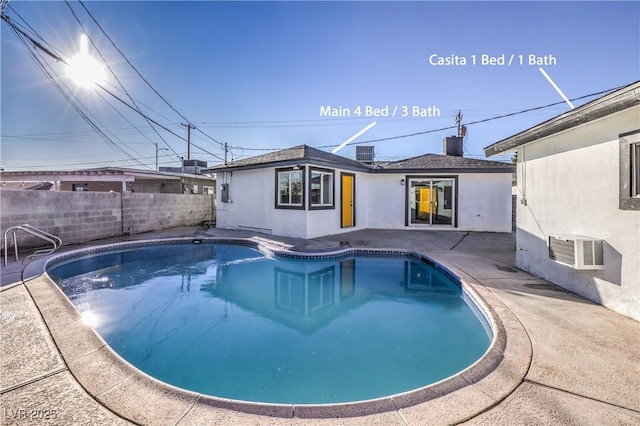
[[3, 224, 63, 267]]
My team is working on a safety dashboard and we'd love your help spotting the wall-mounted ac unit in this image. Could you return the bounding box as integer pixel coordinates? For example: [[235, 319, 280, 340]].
[[548, 235, 604, 270]]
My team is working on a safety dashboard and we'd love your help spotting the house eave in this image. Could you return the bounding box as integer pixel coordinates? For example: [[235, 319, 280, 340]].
[[484, 81, 640, 157], [207, 159, 371, 174], [371, 167, 515, 174], [209, 163, 514, 174]]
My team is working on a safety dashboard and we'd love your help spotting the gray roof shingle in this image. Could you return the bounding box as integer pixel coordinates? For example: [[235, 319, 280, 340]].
[[207, 145, 514, 173], [208, 145, 371, 172], [374, 153, 515, 172]]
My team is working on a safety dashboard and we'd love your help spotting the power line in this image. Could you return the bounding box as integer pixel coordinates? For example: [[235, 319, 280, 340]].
[[6, 150, 154, 161], [95, 83, 227, 162], [2, 5, 202, 165], [216, 85, 627, 157], [3, 5, 631, 165], [3, 16, 151, 169], [94, 90, 159, 169], [1, 13, 64, 62], [66, 0, 179, 158], [2, 10, 150, 168], [195, 117, 387, 126], [77, 1, 186, 121], [3, 6, 228, 165], [6, 4, 66, 59], [2, 128, 178, 143], [78, 0, 227, 153], [191, 108, 567, 132], [314, 85, 628, 149], [191, 87, 623, 156], [1, 154, 180, 170]]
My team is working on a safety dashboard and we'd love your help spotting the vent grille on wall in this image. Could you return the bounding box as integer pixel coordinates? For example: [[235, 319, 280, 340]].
[[549, 235, 604, 270]]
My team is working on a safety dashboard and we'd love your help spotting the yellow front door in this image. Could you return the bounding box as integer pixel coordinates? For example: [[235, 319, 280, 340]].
[[341, 174, 355, 228], [417, 187, 431, 220]]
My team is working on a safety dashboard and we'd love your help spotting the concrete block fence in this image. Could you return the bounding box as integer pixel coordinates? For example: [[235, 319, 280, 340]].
[[0, 190, 215, 253]]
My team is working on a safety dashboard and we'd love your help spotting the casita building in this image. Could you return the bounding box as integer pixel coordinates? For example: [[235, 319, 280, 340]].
[[484, 81, 640, 321]]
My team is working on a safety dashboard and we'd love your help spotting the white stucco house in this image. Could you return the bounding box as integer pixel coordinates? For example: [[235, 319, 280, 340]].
[[208, 140, 515, 239], [484, 80, 640, 321]]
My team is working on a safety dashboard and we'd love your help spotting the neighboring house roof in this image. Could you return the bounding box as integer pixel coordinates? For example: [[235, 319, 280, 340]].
[[208, 144, 514, 174], [484, 80, 640, 157], [25, 182, 54, 190], [207, 144, 371, 173], [0, 166, 213, 181], [75, 166, 213, 179], [374, 153, 515, 173]]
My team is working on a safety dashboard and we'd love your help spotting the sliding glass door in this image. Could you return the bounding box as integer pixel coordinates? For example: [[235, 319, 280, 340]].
[[408, 178, 455, 226]]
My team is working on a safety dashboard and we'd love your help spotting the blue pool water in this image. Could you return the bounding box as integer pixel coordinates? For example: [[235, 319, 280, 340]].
[[48, 243, 491, 404]]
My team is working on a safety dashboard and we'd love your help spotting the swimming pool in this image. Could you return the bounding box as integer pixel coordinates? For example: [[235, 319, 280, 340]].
[[46, 240, 492, 405]]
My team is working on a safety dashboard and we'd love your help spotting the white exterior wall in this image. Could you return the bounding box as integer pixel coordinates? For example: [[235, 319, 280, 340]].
[[216, 167, 370, 239], [362, 174, 407, 229], [457, 173, 513, 232], [305, 169, 369, 239], [515, 107, 640, 321], [215, 168, 280, 234], [364, 172, 512, 232], [217, 166, 514, 238]]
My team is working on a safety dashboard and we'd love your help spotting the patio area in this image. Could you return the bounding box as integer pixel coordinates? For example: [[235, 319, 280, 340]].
[[1, 227, 638, 425]]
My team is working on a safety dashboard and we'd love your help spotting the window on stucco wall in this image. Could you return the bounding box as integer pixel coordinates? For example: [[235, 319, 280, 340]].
[[633, 142, 640, 197], [309, 168, 334, 209], [619, 129, 640, 211], [276, 167, 305, 209]]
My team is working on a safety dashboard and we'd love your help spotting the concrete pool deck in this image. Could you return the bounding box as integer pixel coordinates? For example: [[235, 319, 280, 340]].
[[1, 227, 638, 425]]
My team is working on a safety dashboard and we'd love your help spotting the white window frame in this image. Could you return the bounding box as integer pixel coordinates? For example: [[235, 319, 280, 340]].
[[632, 142, 640, 197], [309, 168, 334, 209], [276, 168, 304, 209], [619, 130, 640, 210]]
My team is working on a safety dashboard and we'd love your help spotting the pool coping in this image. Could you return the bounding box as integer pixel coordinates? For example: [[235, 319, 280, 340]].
[[22, 237, 532, 424]]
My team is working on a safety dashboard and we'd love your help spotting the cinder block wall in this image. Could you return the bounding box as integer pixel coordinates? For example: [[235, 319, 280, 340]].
[[121, 192, 214, 235], [0, 190, 215, 253]]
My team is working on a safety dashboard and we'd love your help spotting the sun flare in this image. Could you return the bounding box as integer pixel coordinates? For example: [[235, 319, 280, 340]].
[[66, 34, 106, 88]]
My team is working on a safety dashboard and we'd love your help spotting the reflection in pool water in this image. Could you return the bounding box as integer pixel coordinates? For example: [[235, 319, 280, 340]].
[[48, 243, 491, 404]]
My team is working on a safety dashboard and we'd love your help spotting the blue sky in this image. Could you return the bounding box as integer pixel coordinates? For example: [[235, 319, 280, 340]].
[[1, 1, 638, 171]]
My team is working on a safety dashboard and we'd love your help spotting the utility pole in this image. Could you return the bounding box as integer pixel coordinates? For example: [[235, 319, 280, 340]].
[[224, 142, 228, 165], [180, 122, 196, 160], [455, 110, 467, 138]]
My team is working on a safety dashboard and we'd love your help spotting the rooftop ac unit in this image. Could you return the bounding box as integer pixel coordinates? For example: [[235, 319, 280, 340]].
[[356, 146, 375, 163], [548, 235, 604, 270]]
